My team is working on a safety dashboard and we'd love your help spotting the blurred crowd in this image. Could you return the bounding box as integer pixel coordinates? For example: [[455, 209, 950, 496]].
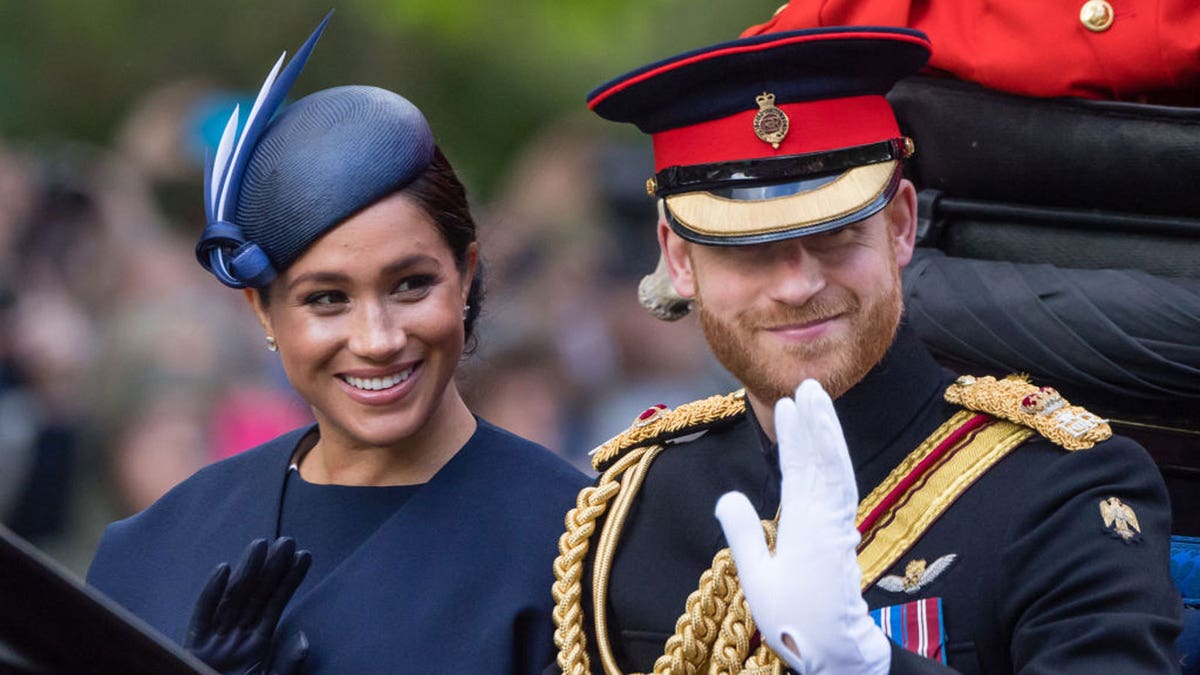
[[0, 82, 732, 575], [460, 116, 733, 465]]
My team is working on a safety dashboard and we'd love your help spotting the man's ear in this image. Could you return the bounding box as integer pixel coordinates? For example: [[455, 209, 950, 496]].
[[658, 209, 696, 299], [888, 179, 919, 268]]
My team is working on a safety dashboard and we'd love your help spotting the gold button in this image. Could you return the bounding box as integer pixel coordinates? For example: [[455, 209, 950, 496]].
[[1080, 0, 1114, 32], [645, 176, 658, 197]]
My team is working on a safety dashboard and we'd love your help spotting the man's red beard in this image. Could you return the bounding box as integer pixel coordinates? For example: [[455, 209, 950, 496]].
[[696, 264, 903, 402]]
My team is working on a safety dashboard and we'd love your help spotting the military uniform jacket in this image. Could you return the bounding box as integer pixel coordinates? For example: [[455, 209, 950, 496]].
[[89, 420, 589, 674], [582, 327, 1182, 674]]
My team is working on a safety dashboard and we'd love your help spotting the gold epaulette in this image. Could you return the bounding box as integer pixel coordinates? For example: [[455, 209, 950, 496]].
[[944, 374, 1112, 451], [590, 390, 747, 471]]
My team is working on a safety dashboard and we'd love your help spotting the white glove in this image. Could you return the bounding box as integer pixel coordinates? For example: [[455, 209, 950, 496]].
[[715, 379, 890, 675]]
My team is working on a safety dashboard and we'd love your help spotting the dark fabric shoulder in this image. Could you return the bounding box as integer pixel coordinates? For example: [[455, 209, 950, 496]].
[[995, 430, 1171, 568], [87, 426, 313, 641], [1011, 430, 1164, 498], [993, 431, 1182, 672], [87, 426, 310, 588], [94, 426, 309, 542]]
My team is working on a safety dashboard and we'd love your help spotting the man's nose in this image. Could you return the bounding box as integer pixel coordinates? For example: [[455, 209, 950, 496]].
[[769, 241, 827, 306]]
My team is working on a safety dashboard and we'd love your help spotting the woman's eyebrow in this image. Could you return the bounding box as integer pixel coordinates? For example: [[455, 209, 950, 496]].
[[380, 253, 441, 276], [285, 254, 441, 292]]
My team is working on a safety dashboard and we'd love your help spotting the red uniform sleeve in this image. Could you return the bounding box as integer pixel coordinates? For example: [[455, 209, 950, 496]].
[[743, 0, 1200, 103]]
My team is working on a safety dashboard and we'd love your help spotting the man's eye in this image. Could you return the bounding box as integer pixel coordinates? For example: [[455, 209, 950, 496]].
[[805, 226, 857, 249], [819, 227, 853, 240]]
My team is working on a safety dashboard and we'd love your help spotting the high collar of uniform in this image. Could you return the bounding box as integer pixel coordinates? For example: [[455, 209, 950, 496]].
[[745, 322, 949, 475], [834, 322, 952, 469]]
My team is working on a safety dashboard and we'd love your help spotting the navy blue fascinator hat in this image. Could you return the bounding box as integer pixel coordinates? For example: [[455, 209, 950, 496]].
[[197, 12, 436, 288]]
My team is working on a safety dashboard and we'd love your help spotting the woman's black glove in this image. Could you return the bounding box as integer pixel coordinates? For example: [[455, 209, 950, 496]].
[[184, 537, 312, 675]]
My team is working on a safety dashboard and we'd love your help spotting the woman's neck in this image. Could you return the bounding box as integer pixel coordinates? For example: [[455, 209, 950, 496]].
[[298, 387, 477, 486]]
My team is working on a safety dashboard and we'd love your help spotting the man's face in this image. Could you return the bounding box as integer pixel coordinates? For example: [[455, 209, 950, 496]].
[[661, 181, 917, 406]]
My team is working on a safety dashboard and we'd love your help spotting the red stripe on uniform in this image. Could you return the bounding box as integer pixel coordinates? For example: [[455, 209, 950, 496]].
[[904, 600, 922, 656], [858, 414, 993, 536]]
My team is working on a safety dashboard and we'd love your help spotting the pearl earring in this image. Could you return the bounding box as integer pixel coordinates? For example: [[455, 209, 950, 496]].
[[462, 304, 471, 321], [265, 335, 278, 352]]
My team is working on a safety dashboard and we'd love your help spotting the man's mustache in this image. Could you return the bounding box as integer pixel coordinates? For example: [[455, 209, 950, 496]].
[[737, 295, 860, 330]]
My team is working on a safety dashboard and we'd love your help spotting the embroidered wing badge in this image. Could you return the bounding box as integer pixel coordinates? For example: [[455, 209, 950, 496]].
[[876, 554, 958, 594], [1100, 497, 1142, 543]]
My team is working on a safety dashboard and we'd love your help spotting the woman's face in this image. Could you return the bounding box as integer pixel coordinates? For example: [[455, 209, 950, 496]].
[[247, 192, 476, 454]]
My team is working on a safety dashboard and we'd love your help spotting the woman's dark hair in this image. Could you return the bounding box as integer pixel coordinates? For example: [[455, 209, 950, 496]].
[[400, 146, 485, 352]]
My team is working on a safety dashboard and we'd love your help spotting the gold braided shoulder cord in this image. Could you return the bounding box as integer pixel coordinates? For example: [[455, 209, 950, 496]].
[[704, 522, 782, 675], [554, 389, 784, 675], [554, 446, 652, 675], [594, 444, 664, 674], [553, 450, 784, 675]]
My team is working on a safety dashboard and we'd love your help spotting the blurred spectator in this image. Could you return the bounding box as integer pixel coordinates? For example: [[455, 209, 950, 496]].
[[463, 116, 733, 471], [0, 144, 35, 520], [1, 145, 107, 548], [92, 80, 311, 515], [0, 82, 310, 573], [464, 339, 571, 455]]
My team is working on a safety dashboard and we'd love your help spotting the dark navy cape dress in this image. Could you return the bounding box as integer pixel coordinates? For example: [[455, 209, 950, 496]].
[[88, 419, 588, 674]]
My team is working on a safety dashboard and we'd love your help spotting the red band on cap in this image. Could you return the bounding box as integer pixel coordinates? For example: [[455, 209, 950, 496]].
[[650, 95, 898, 171]]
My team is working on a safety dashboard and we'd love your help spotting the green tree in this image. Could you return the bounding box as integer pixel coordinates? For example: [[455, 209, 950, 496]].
[[0, 0, 778, 199]]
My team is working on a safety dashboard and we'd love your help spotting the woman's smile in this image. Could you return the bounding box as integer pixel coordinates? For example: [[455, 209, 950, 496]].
[[337, 362, 421, 405]]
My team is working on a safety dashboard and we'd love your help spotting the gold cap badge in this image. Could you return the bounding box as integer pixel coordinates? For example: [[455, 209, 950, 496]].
[[753, 92, 789, 149]]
